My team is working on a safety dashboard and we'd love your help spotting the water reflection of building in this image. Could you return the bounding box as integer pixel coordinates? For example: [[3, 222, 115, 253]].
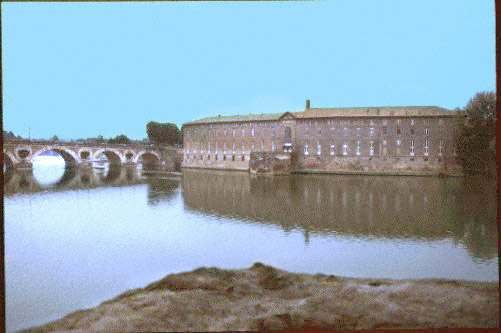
[[182, 170, 497, 260]]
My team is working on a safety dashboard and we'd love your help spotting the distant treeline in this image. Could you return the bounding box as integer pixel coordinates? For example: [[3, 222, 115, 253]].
[[3, 131, 150, 145]]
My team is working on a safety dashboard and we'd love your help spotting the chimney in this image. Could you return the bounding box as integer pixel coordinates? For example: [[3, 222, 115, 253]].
[[306, 99, 310, 110]]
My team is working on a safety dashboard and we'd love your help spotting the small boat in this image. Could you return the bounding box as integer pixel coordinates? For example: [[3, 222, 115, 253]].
[[92, 159, 109, 170]]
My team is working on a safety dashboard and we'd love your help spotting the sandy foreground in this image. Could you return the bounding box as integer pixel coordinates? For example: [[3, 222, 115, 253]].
[[23, 263, 498, 332]]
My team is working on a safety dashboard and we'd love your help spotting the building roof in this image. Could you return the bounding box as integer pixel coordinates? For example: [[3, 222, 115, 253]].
[[184, 112, 283, 125], [294, 106, 454, 118], [183, 106, 456, 126]]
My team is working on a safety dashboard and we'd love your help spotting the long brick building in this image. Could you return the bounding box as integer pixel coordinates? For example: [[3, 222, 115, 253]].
[[181, 100, 461, 175]]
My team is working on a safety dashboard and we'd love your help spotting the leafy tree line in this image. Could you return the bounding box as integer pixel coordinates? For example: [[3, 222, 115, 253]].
[[146, 121, 182, 145], [4, 131, 149, 145], [455, 91, 496, 175], [3, 131, 23, 141]]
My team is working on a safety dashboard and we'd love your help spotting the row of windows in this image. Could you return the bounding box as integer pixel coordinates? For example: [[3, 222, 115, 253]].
[[303, 139, 443, 156], [184, 118, 448, 138], [186, 126, 441, 139], [185, 154, 250, 161], [303, 127, 436, 136], [185, 138, 447, 157]]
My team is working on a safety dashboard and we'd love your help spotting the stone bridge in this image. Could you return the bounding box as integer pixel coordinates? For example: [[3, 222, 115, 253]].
[[3, 141, 163, 171]]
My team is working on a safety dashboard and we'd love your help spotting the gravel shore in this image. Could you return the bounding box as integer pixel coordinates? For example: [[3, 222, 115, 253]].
[[22, 263, 498, 332]]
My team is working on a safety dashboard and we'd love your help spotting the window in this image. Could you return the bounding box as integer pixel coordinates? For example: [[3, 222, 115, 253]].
[[232, 129, 235, 137], [251, 128, 255, 137], [305, 127, 309, 136], [330, 144, 335, 155], [317, 142, 321, 155], [396, 139, 400, 146], [343, 143, 348, 156], [317, 128, 322, 136], [223, 142, 227, 154], [397, 127, 401, 135], [383, 140, 387, 146], [356, 141, 361, 156], [261, 140, 264, 151], [224, 129, 227, 136], [369, 128, 374, 136], [439, 140, 443, 155], [383, 127, 387, 135], [272, 141, 275, 152], [242, 129, 245, 136], [425, 128, 430, 135], [411, 119, 415, 126], [285, 127, 292, 144], [304, 144, 309, 155], [343, 127, 348, 136], [410, 139, 415, 156], [357, 128, 361, 136], [410, 128, 415, 135], [383, 119, 388, 126], [369, 141, 374, 156], [424, 138, 429, 156]]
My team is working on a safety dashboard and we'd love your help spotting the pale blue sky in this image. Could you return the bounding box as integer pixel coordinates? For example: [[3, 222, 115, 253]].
[[2, 1, 495, 140]]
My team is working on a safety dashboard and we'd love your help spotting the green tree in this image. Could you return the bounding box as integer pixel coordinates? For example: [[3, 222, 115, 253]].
[[146, 121, 180, 145], [108, 134, 131, 144], [96, 135, 105, 144], [456, 91, 496, 175], [51, 135, 59, 141]]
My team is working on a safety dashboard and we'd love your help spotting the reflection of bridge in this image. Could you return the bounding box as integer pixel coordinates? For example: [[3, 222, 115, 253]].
[[3, 141, 162, 170], [4, 166, 149, 195]]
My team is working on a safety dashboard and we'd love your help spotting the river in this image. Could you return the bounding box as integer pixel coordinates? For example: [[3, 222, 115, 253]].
[[4, 157, 498, 332]]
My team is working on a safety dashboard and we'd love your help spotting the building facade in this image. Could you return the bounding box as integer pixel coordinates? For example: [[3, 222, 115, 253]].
[[181, 101, 461, 175]]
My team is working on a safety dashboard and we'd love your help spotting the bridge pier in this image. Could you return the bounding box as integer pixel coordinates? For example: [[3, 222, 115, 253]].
[[78, 161, 93, 169], [15, 160, 34, 170]]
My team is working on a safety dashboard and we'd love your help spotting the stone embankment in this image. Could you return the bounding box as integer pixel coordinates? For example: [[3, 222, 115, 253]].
[[23, 263, 498, 332]]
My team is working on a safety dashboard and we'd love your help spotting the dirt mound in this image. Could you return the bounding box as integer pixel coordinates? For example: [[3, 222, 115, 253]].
[[22, 263, 498, 332]]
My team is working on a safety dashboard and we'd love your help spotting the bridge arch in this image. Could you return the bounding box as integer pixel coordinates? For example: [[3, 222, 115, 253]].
[[77, 147, 92, 161], [92, 149, 125, 165], [133, 150, 161, 164], [16, 145, 33, 160], [124, 150, 136, 163], [32, 146, 80, 167], [3, 151, 17, 172], [134, 150, 161, 171]]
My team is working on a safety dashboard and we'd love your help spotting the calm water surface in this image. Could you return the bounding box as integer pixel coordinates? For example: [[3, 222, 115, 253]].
[[4, 159, 498, 332]]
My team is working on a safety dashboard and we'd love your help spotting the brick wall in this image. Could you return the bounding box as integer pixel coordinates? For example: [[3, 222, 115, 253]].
[[182, 115, 460, 175]]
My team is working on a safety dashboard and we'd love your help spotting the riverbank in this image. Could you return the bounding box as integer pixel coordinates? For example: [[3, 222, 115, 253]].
[[22, 263, 498, 331]]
